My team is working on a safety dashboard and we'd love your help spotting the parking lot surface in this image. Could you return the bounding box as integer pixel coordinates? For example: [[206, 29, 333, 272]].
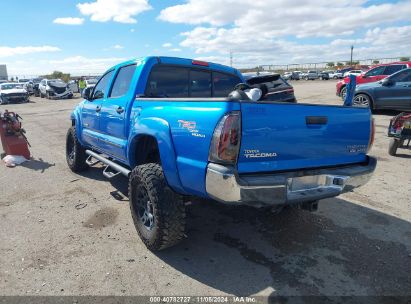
[[0, 80, 410, 297]]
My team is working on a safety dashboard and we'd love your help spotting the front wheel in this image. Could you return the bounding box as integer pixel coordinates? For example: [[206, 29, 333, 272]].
[[129, 163, 186, 251], [66, 126, 88, 172], [388, 138, 400, 156]]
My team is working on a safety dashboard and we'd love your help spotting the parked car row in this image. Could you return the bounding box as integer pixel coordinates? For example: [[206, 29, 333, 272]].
[[0, 77, 100, 104], [283, 70, 343, 81], [336, 61, 411, 100]]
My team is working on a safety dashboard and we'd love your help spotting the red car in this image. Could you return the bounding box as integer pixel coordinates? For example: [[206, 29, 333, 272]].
[[336, 62, 411, 99]]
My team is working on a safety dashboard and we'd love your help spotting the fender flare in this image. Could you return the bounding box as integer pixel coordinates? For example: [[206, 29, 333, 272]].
[[70, 108, 85, 146], [128, 117, 187, 195]]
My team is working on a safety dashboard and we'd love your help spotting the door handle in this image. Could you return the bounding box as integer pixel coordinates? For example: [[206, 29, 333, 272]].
[[116, 107, 124, 114], [306, 116, 328, 125], [95, 106, 101, 112]]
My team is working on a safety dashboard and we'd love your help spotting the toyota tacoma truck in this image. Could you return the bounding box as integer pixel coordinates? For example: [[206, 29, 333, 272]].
[[66, 56, 376, 251]]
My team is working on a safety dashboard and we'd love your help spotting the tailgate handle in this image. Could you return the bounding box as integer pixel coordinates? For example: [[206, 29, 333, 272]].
[[306, 116, 328, 125]]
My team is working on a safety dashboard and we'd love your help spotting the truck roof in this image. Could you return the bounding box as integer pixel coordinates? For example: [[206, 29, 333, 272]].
[[111, 56, 241, 77]]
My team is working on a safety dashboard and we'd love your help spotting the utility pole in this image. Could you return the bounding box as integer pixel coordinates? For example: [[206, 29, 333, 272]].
[[350, 45, 354, 67], [229, 50, 233, 67]]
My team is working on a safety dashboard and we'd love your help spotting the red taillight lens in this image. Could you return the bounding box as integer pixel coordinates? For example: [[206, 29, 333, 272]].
[[192, 60, 209, 67], [367, 118, 375, 153], [209, 112, 241, 164]]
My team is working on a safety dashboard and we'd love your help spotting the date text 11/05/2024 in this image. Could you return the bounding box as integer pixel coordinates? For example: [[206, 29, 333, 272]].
[[149, 296, 257, 303]]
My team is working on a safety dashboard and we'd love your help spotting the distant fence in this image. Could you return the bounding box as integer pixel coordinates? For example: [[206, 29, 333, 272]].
[[243, 56, 411, 73]]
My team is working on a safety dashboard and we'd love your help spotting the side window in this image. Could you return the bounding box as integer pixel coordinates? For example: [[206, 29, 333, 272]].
[[109, 64, 136, 98], [213, 72, 241, 97], [365, 66, 386, 77], [384, 65, 405, 75], [190, 69, 211, 97], [390, 69, 411, 82], [41, 80, 45, 85], [92, 70, 114, 100], [145, 65, 189, 98]]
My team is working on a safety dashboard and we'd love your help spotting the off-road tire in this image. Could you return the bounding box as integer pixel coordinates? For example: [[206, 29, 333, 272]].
[[388, 138, 400, 156], [129, 163, 186, 251], [66, 126, 88, 172]]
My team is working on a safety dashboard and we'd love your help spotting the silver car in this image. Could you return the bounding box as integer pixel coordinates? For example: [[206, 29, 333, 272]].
[[303, 70, 319, 80]]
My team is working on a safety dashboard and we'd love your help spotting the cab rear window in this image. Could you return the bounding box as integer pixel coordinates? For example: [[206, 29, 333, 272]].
[[145, 65, 241, 98]]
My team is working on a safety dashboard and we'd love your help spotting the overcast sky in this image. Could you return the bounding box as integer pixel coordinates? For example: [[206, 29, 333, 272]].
[[1, 0, 411, 76]]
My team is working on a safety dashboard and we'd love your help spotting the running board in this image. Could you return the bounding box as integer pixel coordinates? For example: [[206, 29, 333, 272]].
[[86, 155, 100, 166], [103, 165, 122, 179], [85, 150, 130, 178]]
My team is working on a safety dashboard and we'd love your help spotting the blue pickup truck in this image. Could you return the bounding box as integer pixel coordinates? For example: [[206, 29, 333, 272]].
[[66, 56, 376, 251]]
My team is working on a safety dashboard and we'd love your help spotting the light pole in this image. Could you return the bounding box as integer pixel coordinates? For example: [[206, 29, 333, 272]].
[[350, 45, 354, 67]]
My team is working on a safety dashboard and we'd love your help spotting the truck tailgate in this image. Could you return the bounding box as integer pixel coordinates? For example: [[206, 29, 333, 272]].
[[238, 102, 371, 174]]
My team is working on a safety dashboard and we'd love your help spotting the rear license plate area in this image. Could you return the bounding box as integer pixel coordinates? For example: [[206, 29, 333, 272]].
[[288, 175, 326, 192]]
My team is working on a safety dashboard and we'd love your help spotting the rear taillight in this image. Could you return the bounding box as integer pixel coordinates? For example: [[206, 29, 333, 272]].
[[367, 118, 375, 153], [209, 111, 241, 164]]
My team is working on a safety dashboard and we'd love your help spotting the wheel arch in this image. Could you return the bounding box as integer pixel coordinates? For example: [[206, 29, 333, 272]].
[[128, 118, 187, 195]]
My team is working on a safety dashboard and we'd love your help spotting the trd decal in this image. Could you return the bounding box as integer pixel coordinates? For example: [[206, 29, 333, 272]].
[[177, 120, 205, 138]]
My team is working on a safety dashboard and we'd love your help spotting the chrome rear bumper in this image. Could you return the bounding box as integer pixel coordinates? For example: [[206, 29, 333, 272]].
[[205, 157, 376, 207]]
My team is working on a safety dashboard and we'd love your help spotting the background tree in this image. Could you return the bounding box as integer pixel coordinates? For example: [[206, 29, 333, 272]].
[[41, 71, 71, 83], [336, 62, 344, 67], [326, 62, 335, 68], [372, 60, 380, 64], [399, 57, 410, 62]]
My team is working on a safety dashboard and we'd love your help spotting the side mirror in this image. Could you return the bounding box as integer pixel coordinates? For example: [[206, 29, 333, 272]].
[[382, 78, 394, 86], [82, 87, 92, 100]]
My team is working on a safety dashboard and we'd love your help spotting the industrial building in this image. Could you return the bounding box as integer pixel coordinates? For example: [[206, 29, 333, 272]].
[[0, 64, 8, 81]]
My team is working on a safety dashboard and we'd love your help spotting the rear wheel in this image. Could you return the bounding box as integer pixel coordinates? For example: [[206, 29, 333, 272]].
[[340, 86, 347, 100], [66, 126, 88, 172], [388, 138, 400, 156], [129, 163, 186, 251], [353, 93, 371, 107]]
